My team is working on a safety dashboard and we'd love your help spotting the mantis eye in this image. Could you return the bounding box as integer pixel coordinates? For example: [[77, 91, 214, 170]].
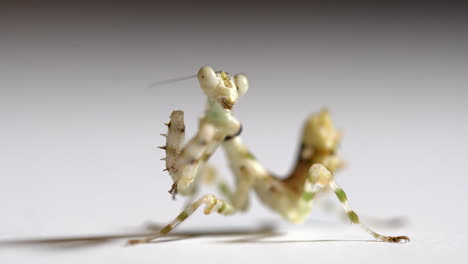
[[234, 73, 249, 96], [198, 66, 218, 93]]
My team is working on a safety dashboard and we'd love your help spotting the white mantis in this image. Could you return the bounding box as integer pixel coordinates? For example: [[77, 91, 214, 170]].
[[127, 66, 410, 245]]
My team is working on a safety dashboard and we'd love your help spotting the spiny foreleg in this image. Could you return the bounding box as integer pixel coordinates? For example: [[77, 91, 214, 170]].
[[127, 194, 235, 245], [173, 123, 218, 192], [159, 110, 185, 196], [160, 111, 220, 195]]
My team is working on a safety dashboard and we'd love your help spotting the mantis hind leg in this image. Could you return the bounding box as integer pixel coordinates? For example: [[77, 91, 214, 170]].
[[302, 164, 410, 243], [316, 197, 408, 228]]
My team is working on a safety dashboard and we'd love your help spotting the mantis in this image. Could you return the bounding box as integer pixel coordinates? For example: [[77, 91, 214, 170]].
[[127, 66, 410, 245]]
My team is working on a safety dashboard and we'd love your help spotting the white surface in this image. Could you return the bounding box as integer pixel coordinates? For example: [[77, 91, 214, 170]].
[[1, 4, 468, 263], [0, 220, 465, 263]]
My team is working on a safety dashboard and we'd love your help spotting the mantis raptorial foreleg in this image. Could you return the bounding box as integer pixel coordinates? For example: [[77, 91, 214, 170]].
[[160, 111, 185, 174], [161, 114, 222, 196]]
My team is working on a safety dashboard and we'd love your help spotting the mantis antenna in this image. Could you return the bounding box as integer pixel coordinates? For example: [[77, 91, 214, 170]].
[[148, 74, 197, 88]]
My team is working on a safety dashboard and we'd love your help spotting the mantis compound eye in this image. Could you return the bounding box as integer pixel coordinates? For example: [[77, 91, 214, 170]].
[[198, 66, 218, 93], [234, 73, 249, 96]]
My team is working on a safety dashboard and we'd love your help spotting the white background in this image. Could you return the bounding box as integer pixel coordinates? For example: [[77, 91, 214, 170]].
[[1, 4, 467, 263]]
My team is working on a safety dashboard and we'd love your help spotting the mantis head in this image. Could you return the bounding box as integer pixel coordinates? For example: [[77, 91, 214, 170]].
[[197, 66, 249, 110]]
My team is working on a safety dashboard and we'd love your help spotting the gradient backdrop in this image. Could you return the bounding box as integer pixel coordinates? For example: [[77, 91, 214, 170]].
[[1, 1, 467, 263]]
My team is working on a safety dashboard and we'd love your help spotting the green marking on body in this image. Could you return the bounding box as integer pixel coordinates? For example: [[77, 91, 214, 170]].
[[201, 153, 212, 161], [160, 225, 173, 234], [220, 71, 228, 79], [244, 151, 256, 160], [335, 188, 348, 203], [217, 202, 227, 213], [302, 191, 315, 202], [177, 211, 189, 221], [218, 182, 229, 195], [347, 211, 359, 224]]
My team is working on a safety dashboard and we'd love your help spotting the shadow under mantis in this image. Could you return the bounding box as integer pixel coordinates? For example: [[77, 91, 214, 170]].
[[0, 219, 400, 252]]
